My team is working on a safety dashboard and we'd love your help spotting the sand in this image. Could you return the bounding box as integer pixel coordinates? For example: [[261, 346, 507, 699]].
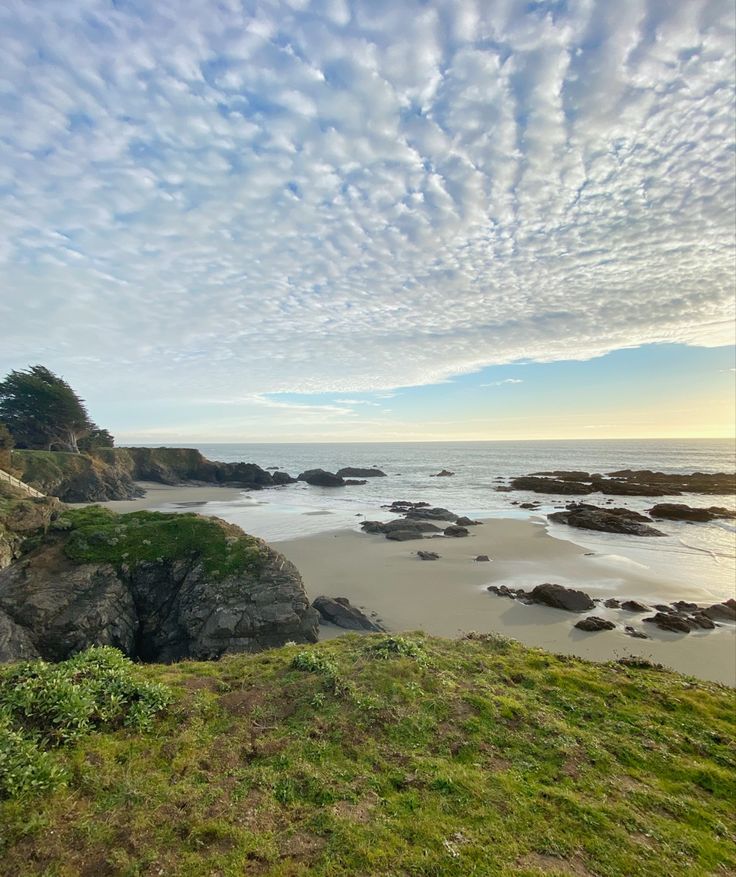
[[276, 519, 736, 686], [70, 481, 246, 512]]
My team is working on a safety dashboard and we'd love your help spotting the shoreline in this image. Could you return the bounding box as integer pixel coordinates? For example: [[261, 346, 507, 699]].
[[275, 520, 736, 686], [69, 481, 247, 512]]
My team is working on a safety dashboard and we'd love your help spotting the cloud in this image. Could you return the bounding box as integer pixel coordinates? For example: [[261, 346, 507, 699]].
[[481, 379, 524, 387], [0, 0, 734, 417]]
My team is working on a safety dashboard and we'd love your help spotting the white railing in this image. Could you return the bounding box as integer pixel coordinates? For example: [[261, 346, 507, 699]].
[[0, 468, 46, 498]]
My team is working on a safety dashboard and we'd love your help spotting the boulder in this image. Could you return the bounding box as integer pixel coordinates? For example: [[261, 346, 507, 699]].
[[417, 551, 440, 561], [548, 503, 666, 537], [510, 476, 594, 495], [671, 600, 698, 613], [529, 583, 595, 612], [360, 520, 442, 536], [430, 469, 455, 477], [648, 503, 736, 522], [509, 469, 735, 497], [456, 516, 482, 526], [643, 613, 692, 634], [312, 596, 382, 631], [701, 603, 736, 622], [444, 525, 469, 538], [475, 555, 490, 562], [575, 616, 615, 632], [271, 471, 297, 485], [487, 585, 517, 599], [335, 467, 386, 478], [624, 626, 648, 639], [604, 598, 621, 608], [690, 613, 716, 630], [620, 600, 649, 613], [297, 469, 345, 487], [386, 530, 426, 541], [404, 507, 458, 522], [344, 479, 367, 486]]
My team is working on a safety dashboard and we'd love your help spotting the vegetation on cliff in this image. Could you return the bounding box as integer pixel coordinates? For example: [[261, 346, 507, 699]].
[[0, 633, 733, 876]]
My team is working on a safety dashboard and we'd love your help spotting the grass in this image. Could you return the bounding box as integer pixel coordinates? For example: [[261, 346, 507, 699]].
[[0, 633, 734, 876], [54, 506, 267, 579]]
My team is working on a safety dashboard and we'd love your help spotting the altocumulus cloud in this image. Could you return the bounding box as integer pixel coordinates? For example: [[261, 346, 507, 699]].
[[0, 0, 734, 405]]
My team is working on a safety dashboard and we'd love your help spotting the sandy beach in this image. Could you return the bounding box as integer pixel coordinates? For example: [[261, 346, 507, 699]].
[[70, 481, 246, 512], [276, 519, 736, 686]]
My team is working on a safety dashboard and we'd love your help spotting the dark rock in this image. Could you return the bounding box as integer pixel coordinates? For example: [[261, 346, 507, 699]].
[[475, 555, 490, 562], [312, 596, 382, 631], [529, 583, 595, 612], [653, 604, 672, 612], [548, 503, 666, 537], [335, 467, 387, 478], [385, 530, 426, 541], [417, 551, 440, 561], [702, 603, 736, 622], [404, 507, 458, 522], [344, 479, 367, 486], [456, 516, 482, 526], [604, 598, 621, 608], [0, 519, 319, 663], [530, 470, 591, 481], [510, 476, 594, 495], [487, 585, 516, 598], [620, 600, 649, 613], [430, 469, 454, 477], [575, 616, 615, 632], [519, 502, 540, 509], [624, 626, 649, 639], [297, 469, 345, 487], [508, 468, 735, 498], [444, 525, 469, 538], [643, 613, 692, 633], [361, 519, 442, 537], [648, 503, 736, 522], [671, 600, 698, 613], [690, 613, 716, 629], [271, 471, 297, 485]]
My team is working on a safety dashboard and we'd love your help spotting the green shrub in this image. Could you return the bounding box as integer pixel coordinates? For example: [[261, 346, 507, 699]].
[[367, 636, 426, 662], [0, 647, 171, 798]]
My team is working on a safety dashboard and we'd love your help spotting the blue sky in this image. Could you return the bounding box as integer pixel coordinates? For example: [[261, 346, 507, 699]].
[[0, 0, 734, 441]]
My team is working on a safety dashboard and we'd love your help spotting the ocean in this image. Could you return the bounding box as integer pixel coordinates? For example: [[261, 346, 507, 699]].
[[160, 439, 736, 602]]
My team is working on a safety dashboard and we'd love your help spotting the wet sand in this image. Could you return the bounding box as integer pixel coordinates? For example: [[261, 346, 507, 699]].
[[276, 519, 736, 686], [71, 481, 247, 512]]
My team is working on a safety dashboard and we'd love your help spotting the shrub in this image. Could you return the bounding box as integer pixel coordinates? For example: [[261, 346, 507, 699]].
[[0, 647, 171, 798], [367, 636, 426, 662]]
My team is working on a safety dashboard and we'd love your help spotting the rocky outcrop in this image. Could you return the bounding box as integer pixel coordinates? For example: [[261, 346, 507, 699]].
[[312, 596, 382, 631], [335, 467, 386, 478], [529, 583, 595, 612], [511, 469, 736, 497], [620, 600, 649, 613], [12, 449, 142, 502], [643, 612, 692, 634], [297, 469, 345, 487], [702, 602, 736, 621], [575, 616, 615, 632], [0, 508, 318, 663], [548, 503, 666, 537], [361, 520, 442, 536], [648, 503, 736, 522], [0, 481, 62, 570], [443, 525, 469, 537], [404, 507, 458, 522]]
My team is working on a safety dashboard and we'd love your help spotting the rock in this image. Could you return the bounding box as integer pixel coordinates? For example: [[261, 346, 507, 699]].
[[701, 603, 736, 622], [0, 512, 319, 663], [690, 613, 716, 629], [361, 520, 442, 536], [624, 626, 649, 639], [344, 479, 367, 486], [475, 555, 490, 562], [529, 583, 595, 612], [509, 469, 735, 497], [404, 507, 458, 522], [604, 598, 621, 608], [519, 502, 540, 509], [456, 516, 482, 526], [487, 585, 517, 598], [335, 467, 386, 478], [511, 476, 594, 495], [417, 551, 440, 561], [653, 604, 672, 612], [648, 503, 736, 522], [620, 600, 649, 613], [312, 596, 382, 631], [643, 612, 692, 634], [444, 525, 469, 538], [548, 503, 666, 537], [271, 471, 297, 485], [386, 530, 426, 541], [0, 608, 40, 662], [531, 470, 591, 481], [430, 469, 455, 477], [575, 616, 615, 632], [671, 600, 698, 613], [297, 469, 345, 487]]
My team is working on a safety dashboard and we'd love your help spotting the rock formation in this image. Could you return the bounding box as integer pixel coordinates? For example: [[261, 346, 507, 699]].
[[312, 596, 383, 631], [548, 503, 666, 536], [648, 503, 736, 522], [335, 467, 386, 478], [297, 468, 345, 487]]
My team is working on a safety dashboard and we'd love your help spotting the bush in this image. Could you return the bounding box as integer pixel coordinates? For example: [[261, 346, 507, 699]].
[[367, 636, 426, 662], [0, 648, 171, 798]]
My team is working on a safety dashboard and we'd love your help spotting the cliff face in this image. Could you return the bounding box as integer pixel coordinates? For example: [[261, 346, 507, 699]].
[[0, 481, 62, 570], [12, 447, 287, 503], [0, 507, 319, 663]]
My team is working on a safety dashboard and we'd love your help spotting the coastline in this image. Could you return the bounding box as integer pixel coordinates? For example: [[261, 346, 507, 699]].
[[275, 519, 736, 686], [69, 481, 246, 512]]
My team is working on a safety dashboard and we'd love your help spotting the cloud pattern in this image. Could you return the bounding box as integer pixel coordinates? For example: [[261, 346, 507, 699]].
[[0, 0, 734, 408]]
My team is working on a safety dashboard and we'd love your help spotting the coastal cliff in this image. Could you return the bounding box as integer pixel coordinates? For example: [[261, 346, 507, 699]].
[[0, 504, 318, 663]]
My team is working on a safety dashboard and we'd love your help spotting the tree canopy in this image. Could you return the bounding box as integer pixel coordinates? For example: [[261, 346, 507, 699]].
[[0, 366, 110, 454]]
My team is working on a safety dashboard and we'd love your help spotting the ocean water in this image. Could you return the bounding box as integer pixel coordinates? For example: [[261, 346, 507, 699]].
[[161, 439, 736, 601]]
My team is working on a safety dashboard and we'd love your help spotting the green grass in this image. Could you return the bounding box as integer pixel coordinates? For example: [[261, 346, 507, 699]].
[[55, 506, 267, 578], [0, 633, 734, 876]]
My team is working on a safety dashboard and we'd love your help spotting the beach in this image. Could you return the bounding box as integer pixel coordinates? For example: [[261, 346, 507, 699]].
[[275, 519, 736, 686], [69, 481, 246, 512]]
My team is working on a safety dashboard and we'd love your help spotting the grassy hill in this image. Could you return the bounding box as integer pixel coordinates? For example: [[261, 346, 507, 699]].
[[1, 633, 734, 877]]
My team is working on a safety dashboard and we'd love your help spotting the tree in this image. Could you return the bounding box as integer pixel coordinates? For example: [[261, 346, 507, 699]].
[[0, 422, 14, 472], [78, 427, 115, 452], [0, 366, 96, 453]]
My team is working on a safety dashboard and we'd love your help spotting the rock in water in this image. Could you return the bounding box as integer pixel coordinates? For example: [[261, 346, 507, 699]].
[[417, 551, 440, 561], [430, 469, 455, 477], [624, 626, 649, 639], [648, 503, 736, 522], [297, 469, 345, 487], [548, 503, 666, 537], [335, 467, 387, 478], [702, 603, 736, 621], [620, 600, 649, 613], [312, 596, 382, 631], [444, 525, 469, 537], [475, 555, 490, 562], [0, 509, 319, 663], [643, 613, 692, 634], [530, 583, 595, 612], [575, 616, 615, 632]]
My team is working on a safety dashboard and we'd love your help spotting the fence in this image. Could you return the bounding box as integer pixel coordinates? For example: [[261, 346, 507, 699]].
[[0, 468, 46, 498]]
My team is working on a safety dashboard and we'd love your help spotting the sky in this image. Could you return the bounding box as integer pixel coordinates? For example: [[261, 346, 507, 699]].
[[0, 0, 734, 443]]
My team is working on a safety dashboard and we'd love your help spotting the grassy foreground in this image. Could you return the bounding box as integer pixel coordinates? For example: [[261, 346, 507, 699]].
[[1, 634, 734, 877]]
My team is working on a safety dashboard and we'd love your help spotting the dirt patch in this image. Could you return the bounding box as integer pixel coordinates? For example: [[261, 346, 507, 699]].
[[181, 675, 219, 692], [516, 852, 596, 876], [332, 796, 377, 824], [219, 687, 265, 716], [279, 831, 326, 860]]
